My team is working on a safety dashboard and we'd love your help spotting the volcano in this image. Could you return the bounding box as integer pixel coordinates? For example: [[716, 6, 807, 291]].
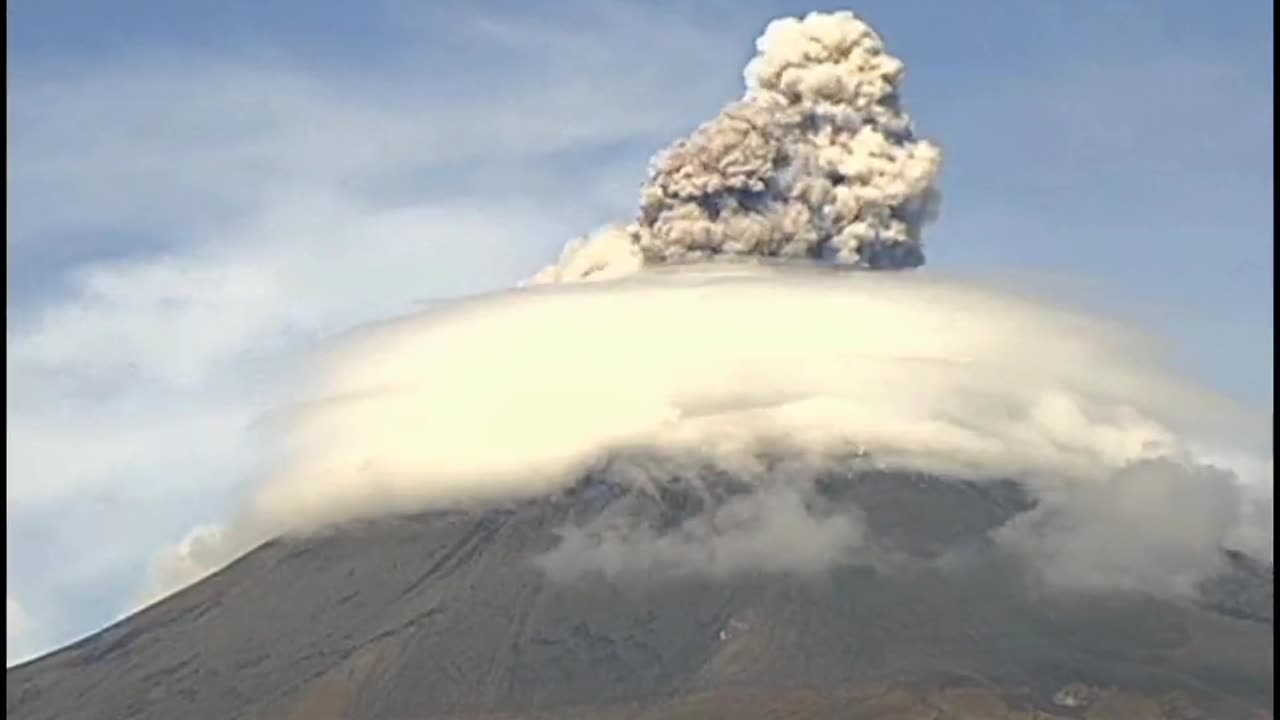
[[7, 469, 1272, 720], [8, 5, 1273, 720]]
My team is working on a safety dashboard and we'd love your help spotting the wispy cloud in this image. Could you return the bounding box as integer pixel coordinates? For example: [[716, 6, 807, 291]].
[[6, 3, 734, 655], [7, 594, 41, 666]]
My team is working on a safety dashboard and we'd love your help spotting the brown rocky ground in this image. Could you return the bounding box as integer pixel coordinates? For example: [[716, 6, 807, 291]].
[[7, 471, 1273, 719]]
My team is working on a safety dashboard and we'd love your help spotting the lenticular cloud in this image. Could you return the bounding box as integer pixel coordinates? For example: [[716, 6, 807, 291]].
[[150, 264, 1268, 598]]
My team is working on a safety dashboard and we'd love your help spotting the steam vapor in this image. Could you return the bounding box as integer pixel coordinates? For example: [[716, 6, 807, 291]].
[[149, 10, 1270, 606]]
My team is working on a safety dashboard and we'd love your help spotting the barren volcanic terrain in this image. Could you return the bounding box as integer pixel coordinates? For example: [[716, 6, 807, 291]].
[[7, 470, 1273, 720]]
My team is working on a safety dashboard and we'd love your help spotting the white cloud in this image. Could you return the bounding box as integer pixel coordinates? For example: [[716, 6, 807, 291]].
[[5, 2, 736, 656], [147, 265, 1269, 597], [7, 595, 33, 637], [7, 594, 40, 666]]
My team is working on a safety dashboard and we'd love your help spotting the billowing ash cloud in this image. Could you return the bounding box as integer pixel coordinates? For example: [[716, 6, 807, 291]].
[[533, 11, 941, 284]]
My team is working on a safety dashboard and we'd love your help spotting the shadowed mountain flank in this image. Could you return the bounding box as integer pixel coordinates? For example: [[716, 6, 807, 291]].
[[7, 470, 1272, 720]]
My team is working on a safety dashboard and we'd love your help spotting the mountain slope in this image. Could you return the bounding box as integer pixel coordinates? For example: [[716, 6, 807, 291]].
[[7, 470, 1273, 720]]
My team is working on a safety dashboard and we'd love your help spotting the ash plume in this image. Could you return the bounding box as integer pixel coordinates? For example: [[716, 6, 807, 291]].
[[533, 10, 941, 284]]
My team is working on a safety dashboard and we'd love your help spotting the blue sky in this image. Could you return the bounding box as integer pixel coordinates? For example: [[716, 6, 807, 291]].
[[6, 0, 1273, 663]]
